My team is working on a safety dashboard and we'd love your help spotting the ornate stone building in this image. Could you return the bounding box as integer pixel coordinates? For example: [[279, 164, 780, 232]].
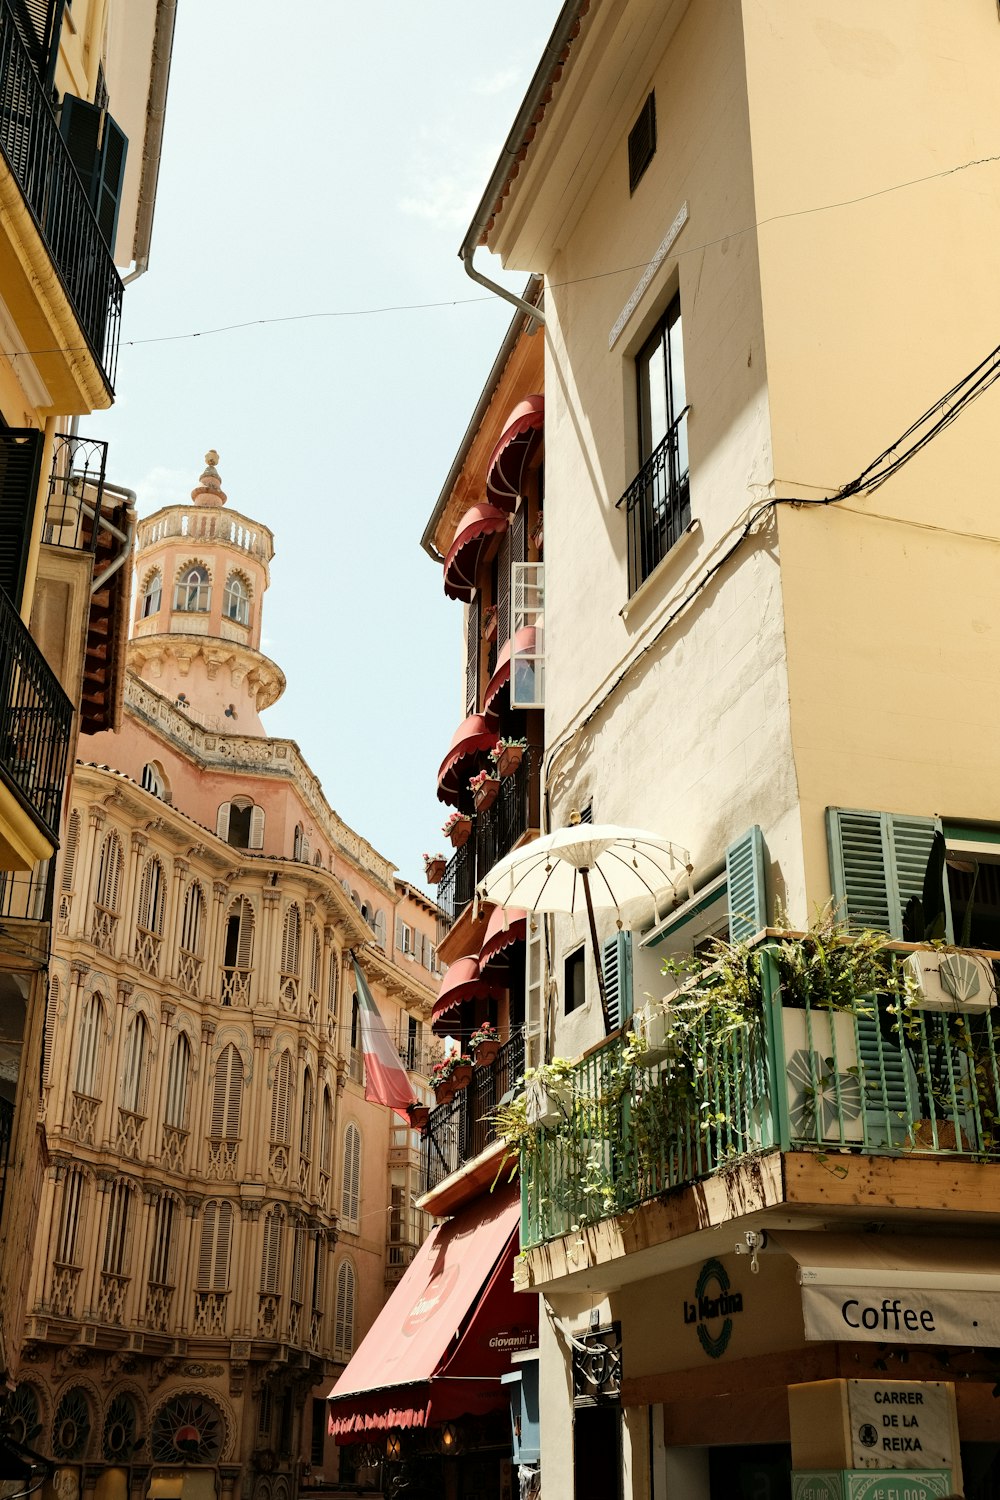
[[10, 458, 441, 1500]]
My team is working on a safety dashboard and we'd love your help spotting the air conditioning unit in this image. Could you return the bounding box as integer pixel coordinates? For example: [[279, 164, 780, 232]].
[[904, 950, 997, 1012]]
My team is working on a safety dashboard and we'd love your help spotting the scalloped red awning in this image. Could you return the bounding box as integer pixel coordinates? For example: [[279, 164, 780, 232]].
[[432, 954, 503, 1035], [479, 904, 528, 971], [485, 395, 543, 510], [436, 714, 498, 806], [442, 502, 510, 603], [483, 625, 538, 725]]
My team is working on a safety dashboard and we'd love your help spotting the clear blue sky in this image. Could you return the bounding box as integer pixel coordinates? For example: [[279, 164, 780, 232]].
[[85, 1, 563, 889]]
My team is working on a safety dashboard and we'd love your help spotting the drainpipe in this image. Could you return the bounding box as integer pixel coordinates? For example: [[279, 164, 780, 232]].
[[122, 0, 177, 285], [90, 481, 136, 594], [458, 0, 589, 324]]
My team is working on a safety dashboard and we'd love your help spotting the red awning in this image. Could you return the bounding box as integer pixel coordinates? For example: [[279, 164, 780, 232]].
[[327, 1189, 534, 1437], [486, 395, 544, 510], [432, 954, 503, 1035], [443, 503, 510, 603], [480, 905, 528, 971], [437, 714, 498, 806], [483, 626, 538, 724]]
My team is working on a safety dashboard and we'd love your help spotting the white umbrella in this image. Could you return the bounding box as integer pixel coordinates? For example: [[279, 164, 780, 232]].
[[476, 821, 691, 1032]]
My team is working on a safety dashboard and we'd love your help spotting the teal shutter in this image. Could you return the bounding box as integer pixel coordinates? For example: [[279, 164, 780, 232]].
[[827, 809, 951, 940], [602, 932, 633, 1032], [725, 826, 766, 943], [93, 113, 128, 250]]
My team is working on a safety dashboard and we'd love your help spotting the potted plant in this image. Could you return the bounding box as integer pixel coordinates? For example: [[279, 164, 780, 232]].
[[523, 1058, 575, 1127], [431, 1059, 457, 1106], [469, 768, 499, 813], [630, 1000, 674, 1067], [442, 811, 472, 850], [447, 1054, 474, 1091], [490, 737, 527, 780], [470, 1022, 501, 1068], [423, 851, 447, 884], [406, 1101, 430, 1132]]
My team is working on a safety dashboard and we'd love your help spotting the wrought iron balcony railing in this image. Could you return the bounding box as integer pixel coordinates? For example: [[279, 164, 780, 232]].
[[0, 3, 123, 390], [0, 582, 72, 847], [617, 411, 690, 596], [437, 751, 537, 924], [43, 433, 108, 551], [422, 1030, 525, 1194]]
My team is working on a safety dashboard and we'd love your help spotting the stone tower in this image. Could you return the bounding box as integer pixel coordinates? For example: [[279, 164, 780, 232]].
[[128, 452, 284, 734]]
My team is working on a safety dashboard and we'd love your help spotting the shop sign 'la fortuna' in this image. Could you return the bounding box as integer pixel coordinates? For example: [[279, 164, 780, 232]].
[[682, 1258, 745, 1358]]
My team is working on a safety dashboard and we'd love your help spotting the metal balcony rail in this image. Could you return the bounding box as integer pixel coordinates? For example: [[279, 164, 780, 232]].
[[437, 751, 536, 925], [519, 946, 1000, 1251], [43, 433, 108, 551], [0, 857, 53, 921], [617, 412, 690, 596], [0, 4, 122, 389], [422, 1029, 525, 1194], [0, 583, 72, 845]]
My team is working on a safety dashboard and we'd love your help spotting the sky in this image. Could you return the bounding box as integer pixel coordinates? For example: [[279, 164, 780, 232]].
[[84, 1, 564, 890]]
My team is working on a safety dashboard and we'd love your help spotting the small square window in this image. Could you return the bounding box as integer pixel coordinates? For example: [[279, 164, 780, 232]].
[[564, 947, 586, 1014], [628, 93, 656, 194]]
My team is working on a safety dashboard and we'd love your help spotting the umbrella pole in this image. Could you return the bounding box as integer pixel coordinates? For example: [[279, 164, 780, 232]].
[[581, 868, 612, 1034]]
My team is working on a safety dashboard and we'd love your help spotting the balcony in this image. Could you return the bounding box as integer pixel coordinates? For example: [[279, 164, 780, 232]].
[[42, 434, 108, 552], [0, 583, 72, 859], [617, 413, 690, 597], [422, 1030, 525, 1194], [437, 750, 537, 924], [518, 937, 1000, 1252], [0, 5, 123, 396]]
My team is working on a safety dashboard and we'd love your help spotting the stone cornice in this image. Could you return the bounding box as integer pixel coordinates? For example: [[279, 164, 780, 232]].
[[357, 942, 436, 1021]]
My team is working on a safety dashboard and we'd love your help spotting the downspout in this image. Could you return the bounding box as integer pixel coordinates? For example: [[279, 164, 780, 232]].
[[458, 0, 589, 324], [122, 0, 177, 285], [90, 481, 135, 594]]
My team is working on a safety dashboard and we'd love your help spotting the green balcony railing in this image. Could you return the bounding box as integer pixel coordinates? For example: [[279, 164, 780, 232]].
[[519, 942, 1000, 1252]]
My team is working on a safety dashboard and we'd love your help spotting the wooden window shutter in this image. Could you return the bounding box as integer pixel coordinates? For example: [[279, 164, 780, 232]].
[[395, 917, 404, 953], [627, 92, 656, 194], [213, 1201, 233, 1289], [197, 1203, 216, 1288], [61, 811, 80, 892], [496, 527, 513, 646], [465, 595, 481, 715], [321, 1089, 333, 1171], [291, 1222, 305, 1301], [236, 900, 254, 968], [249, 806, 265, 849], [602, 931, 633, 1032], [281, 905, 301, 974], [511, 502, 528, 566], [827, 809, 949, 940], [211, 1044, 243, 1139], [42, 976, 58, 1086], [725, 827, 767, 943], [300, 1070, 314, 1155], [165, 1034, 190, 1127], [93, 112, 128, 249], [0, 429, 42, 607], [270, 1052, 293, 1143], [335, 1261, 355, 1354], [310, 930, 321, 992], [342, 1124, 360, 1223], [216, 803, 231, 842], [260, 1207, 282, 1292]]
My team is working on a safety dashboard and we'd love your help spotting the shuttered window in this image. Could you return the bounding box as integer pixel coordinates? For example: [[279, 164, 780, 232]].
[[60, 810, 80, 894], [341, 1122, 361, 1227], [95, 832, 123, 911], [0, 429, 44, 607], [223, 898, 255, 969], [260, 1206, 284, 1293], [55, 1168, 85, 1265], [627, 92, 656, 194], [311, 1232, 324, 1311], [827, 809, 948, 939], [465, 595, 481, 715], [120, 1014, 147, 1112], [249, 806, 265, 849], [74, 993, 102, 1095], [210, 1044, 244, 1140], [149, 1195, 176, 1286], [180, 882, 204, 955], [310, 929, 322, 994], [42, 975, 59, 1087], [495, 526, 513, 646], [270, 1051, 293, 1145], [334, 1260, 356, 1357], [725, 826, 767, 943], [602, 932, 634, 1033], [300, 1069, 314, 1159], [197, 1201, 233, 1290], [281, 905, 301, 975], [320, 1088, 333, 1173], [164, 1034, 191, 1128], [58, 95, 129, 250], [291, 1221, 306, 1302], [102, 1180, 132, 1275]]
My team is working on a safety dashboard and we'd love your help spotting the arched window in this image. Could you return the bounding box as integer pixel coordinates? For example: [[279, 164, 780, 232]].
[[55, 1167, 86, 1267], [281, 905, 301, 976], [310, 1230, 324, 1312], [197, 1201, 233, 1289], [164, 1033, 191, 1128], [222, 897, 254, 1005], [141, 570, 162, 618], [217, 798, 264, 850], [149, 1193, 177, 1289], [327, 952, 338, 1039], [210, 1044, 243, 1140], [223, 573, 250, 625], [95, 831, 123, 912], [141, 762, 169, 801], [120, 1013, 147, 1113], [320, 1087, 333, 1174], [292, 824, 304, 861], [341, 1122, 361, 1228], [291, 1219, 306, 1303], [173, 563, 210, 613], [300, 1069, 314, 1160], [309, 928, 321, 1001], [260, 1205, 284, 1293], [334, 1260, 356, 1358], [179, 881, 205, 956], [102, 1180, 133, 1275], [136, 855, 166, 935], [270, 1051, 293, 1146], [74, 993, 102, 1096]]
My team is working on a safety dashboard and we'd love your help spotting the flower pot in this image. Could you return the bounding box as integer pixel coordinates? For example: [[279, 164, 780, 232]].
[[525, 1075, 572, 1128], [424, 857, 447, 884], [472, 776, 499, 813], [407, 1104, 430, 1132], [495, 746, 524, 780], [448, 817, 472, 850], [433, 1079, 456, 1107], [450, 1062, 473, 1090], [472, 1039, 500, 1068]]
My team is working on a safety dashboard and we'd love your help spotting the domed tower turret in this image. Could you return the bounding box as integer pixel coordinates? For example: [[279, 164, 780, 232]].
[[128, 452, 285, 735]]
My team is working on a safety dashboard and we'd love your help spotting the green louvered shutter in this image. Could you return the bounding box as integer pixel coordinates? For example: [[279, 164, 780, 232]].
[[725, 826, 766, 943], [602, 931, 633, 1033]]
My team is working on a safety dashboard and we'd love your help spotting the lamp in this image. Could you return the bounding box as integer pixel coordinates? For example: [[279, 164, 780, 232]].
[[438, 1422, 460, 1456], [385, 1433, 401, 1462]]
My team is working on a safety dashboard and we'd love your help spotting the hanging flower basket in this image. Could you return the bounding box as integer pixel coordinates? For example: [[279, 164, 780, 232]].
[[443, 812, 472, 849], [433, 1077, 456, 1106], [471, 772, 500, 813], [450, 1058, 474, 1090], [470, 1023, 500, 1068], [490, 739, 527, 780], [407, 1103, 430, 1132], [423, 853, 447, 884]]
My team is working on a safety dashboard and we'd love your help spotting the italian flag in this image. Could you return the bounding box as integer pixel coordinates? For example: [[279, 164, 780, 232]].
[[353, 958, 417, 1122]]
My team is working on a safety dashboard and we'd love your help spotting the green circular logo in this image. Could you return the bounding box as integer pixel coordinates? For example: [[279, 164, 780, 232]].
[[695, 1257, 733, 1359]]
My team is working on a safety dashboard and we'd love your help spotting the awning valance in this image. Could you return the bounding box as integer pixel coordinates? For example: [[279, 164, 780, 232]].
[[437, 714, 498, 806], [779, 1231, 1000, 1347], [483, 626, 537, 724], [443, 503, 510, 603], [432, 954, 503, 1035], [486, 395, 543, 510], [327, 1190, 533, 1437], [480, 904, 528, 971]]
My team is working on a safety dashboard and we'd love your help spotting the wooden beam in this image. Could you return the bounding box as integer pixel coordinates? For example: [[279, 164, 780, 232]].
[[784, 1150, 1000, 1218]]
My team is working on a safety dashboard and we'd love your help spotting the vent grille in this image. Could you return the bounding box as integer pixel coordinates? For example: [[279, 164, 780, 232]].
[[628, 93, 656, 195]]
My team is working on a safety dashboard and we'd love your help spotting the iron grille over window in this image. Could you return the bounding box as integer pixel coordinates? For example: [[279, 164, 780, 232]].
[[620, 295, 689, 595], [628, 93, 656, 194]]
